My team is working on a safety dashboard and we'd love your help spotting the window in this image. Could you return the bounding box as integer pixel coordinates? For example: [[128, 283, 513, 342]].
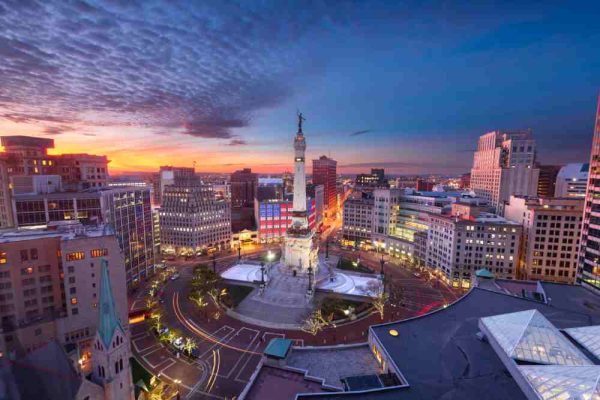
[[30, 249, 38, 260], [90, 248, 108, 258], [20, 250, 28, 262], [66, 251, 85, 261], [0, 252, 6, 264], [70, 297, 78, 305]]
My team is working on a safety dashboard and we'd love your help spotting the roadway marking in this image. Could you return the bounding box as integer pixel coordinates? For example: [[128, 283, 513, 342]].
[[195, 325, 237, 359], [222, 327, 259, 378]]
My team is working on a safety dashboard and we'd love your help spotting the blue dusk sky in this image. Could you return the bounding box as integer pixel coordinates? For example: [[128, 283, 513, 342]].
[[0, 1, 598, 174]]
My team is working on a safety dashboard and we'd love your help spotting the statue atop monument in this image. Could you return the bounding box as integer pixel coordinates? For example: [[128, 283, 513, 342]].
[[297, 111, 305, 134]]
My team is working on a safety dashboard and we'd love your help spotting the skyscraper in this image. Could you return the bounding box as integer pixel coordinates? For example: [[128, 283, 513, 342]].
[[578, 96, 600, 292], [555, 163, 589, 198], [159, 178, 231, 255], [470, 130, 540, 213], [312, 155, 337, 218], [231, 168, 258, 208], [537, 165, 561, 197]]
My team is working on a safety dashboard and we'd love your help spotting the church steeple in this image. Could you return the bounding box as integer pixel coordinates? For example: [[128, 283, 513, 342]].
[[98, 258, 123, 348], [91, 258, 134, 400]]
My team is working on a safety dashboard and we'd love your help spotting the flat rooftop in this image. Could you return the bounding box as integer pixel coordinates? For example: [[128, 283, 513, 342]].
[[298, 283, 600, 400]]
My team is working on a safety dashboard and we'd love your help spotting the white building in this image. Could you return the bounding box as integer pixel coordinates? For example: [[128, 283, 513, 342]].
[[555, 163, 589, 198], [470, 130, 539, 214], [504, 196, 583, 283], [427, 208, 521, 289], [342, 193, 373, 246], [159, 180, 231, 255]]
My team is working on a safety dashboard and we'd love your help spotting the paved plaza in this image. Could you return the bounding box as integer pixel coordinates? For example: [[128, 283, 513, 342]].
[[234, 265, 313, 326]]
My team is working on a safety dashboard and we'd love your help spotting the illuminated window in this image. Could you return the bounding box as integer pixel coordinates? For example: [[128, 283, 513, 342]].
[[0, 252, 6, 264], [66, 251, 85, 261], [90, 248, 108, 258], [70, 297, 78, 305]]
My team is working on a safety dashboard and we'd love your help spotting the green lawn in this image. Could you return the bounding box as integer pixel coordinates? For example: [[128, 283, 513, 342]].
[[336, 257, 374, 274], [320, 296, 372, 320], [222, 284, 254, 308]]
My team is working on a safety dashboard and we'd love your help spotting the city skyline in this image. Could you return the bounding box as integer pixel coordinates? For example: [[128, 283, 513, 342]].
[[1, 2, 599, 174]]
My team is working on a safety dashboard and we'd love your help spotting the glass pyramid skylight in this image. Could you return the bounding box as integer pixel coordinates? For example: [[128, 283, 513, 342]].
[[480, 309, 591, 365], [519, 365, 600, 400], [564, 325, 600, 360]]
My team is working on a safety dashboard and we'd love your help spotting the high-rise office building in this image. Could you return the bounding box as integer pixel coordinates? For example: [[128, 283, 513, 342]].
[[427, 206, 521, 289], [355, 168, 389, 189], [504, 196, 582, 283], [342, 192, 373, 245], [555, 163, 589, 198], [100, 187, 156, 286], [159, 179, 231, 255], [231, 168, 258, 208], [155, 165, 195, 205], [578, 96, 600, 292], [470, 130, 540, 213], [537, 165, 561, 198], [312, 155, 337, 218]]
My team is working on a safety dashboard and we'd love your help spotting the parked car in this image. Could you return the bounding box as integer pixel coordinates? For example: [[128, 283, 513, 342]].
[[170, 273, 180, 281], [173, 337, 184, 350], [158, 327, 169, 335]]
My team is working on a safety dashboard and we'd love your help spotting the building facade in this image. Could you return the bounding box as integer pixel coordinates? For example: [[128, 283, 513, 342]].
[[256, 197, 316, 243], [504, 196, 582, 283], [555, 163, 589, 198], [342, 193, 373, 246], [470, 130, 540, 213], [0, 223, 127, 358], [312, 156, 337, 218], [231, 168, 258, 208], [427, 210, 521, 288], [578, 96, 600, 293], [536, 165, 561, 198], [159, 181, 231, 255], [99, 187, 155, 286]]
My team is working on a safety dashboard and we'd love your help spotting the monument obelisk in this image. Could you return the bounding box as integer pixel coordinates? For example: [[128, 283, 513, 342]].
[[283, 112, 318, 274]]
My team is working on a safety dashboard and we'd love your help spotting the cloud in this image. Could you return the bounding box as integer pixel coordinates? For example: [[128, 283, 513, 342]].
[[227, 139, 247, 146], [350, 129, 372, 136], [0, 2, 340, 140], [43, 125, 75, 135]]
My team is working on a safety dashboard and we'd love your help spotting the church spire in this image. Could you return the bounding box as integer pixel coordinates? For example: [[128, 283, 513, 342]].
[[97, 258, 123, 347]]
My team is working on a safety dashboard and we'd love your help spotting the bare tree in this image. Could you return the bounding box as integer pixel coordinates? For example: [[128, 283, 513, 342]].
[[301, 309, 332, 336]]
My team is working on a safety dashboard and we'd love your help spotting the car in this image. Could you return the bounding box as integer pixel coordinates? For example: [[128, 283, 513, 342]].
[[170, 273, 180, 281], [158, 327, 169, 335], [413, 272, 421, 278], [173, 337, 184, 350]]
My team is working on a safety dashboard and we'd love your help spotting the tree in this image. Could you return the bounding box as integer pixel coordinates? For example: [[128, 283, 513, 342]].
[[189, 291, 208, 309], [301, 309, 332, 336], [372, 291, 389, 320], [147, 381, 166, 400], [183, 337, 197, 356], [149, 309, 162, 332]]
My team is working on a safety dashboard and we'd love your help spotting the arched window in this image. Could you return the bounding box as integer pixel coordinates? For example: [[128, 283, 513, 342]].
[[119, 358, 123, 371], [114, 361, 119, 374]]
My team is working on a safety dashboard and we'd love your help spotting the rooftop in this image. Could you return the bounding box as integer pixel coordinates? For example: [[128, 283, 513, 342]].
[[0, 223, 113, 243], [361, 284, 600, 400]]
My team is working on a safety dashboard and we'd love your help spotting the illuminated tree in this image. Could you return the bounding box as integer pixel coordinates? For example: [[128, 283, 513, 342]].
[[301, 309, 332, 336], [147, 381, 166, 400], [372, 292, 389, 320], [183, 337, 197, 356], [189, 291, 208, 309]]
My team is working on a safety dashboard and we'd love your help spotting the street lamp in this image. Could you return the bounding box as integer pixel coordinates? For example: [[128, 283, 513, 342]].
[[212, 252, 217, 273], [260, 262, 266, 291], [307, 261, 313, 296], [238, 244, 241, 261]]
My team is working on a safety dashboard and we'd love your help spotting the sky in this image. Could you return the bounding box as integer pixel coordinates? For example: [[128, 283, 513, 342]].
[[0, 1, 599, 175]]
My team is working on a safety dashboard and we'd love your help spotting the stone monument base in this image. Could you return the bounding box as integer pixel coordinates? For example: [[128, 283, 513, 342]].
[[283, 230, 318, 274]]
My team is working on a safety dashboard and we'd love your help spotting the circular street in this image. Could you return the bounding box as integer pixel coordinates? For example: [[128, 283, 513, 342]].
[[129, 243, 462, 399]]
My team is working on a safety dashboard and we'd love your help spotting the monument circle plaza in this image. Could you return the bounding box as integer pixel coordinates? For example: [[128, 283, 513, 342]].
[[129, 117, 461, 399]]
